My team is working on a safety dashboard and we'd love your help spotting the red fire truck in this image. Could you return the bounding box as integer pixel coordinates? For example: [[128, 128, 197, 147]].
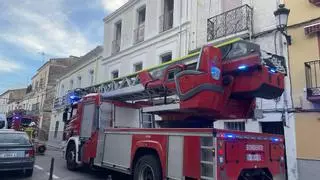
[[62, 39, 287, 180]]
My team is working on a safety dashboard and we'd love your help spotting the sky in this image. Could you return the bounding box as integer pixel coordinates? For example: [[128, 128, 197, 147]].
[[0, 0, 128, 93]]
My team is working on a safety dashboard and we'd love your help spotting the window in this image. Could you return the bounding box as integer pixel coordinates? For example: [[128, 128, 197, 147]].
[[224, 122, 245, 131], [112, 21, 122, 54], [318, 32, 320, 58], [115, 21, 122, 41], [134, 6, 146, 43], [0, 133, 31, 145], [77, 76, 82, 88], [160, 0, 174, 32], [133, 62, 143, 72], [260, 122, 284, 135], [39, 78, 44, 89], [70, 80, 74, 90], [60, 84, 65, 96], [54, 121, 59, 138], [32, 103, 40, 111], [138, 7, 146, 26], [89, 70, 94, 86], [111, 70, 119, 79], [160, 52, 172, 64], [35, 81, 39, 90]]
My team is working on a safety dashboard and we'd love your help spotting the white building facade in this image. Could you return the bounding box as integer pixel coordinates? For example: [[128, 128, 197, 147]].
[[0, 89, 26, 114], [49, 46, 103, 142], [101, 0, 297, 179], [49, 0, 297, 178]]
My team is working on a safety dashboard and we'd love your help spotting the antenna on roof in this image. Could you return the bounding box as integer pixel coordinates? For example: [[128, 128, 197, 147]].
[[38, 52, 46, 64]]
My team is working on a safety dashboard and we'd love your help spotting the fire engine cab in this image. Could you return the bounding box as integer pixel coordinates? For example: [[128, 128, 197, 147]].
[[62, 39, 286, 180]]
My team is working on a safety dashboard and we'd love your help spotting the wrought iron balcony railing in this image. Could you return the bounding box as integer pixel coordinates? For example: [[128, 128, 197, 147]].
[[134, 23, 145, 44], [305, 60, 320, 102], [309, 0, 320, 7], [53, 96, 67, 109], [112, 39, 121, 55], [159, 10, 173, 33], [207, 4, 253, 41]]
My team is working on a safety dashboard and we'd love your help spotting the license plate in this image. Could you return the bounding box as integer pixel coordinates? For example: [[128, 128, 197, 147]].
[[246, 154, 262, 161], [0, 152, 17, 158], [246, 144, 264, 151]]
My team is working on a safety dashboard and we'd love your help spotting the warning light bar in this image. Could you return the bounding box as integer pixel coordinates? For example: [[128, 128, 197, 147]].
[[217, 132, 283, 142]]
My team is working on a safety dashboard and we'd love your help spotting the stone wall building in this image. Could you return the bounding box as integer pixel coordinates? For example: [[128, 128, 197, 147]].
[[20, 57, 79, 140], [49, 46, 103, 142], [0, 88, 26, 114]]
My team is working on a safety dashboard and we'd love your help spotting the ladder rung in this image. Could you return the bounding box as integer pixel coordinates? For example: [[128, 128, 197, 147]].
[[201, 176, 214, 180], [201, 146, 214, 149], [201, 161, 214, 165]]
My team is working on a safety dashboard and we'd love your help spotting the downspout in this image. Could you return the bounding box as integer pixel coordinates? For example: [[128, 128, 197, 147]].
[[94, 57, 99, 85], [178, 0, 183, 57], [276, 1, 298, 180]]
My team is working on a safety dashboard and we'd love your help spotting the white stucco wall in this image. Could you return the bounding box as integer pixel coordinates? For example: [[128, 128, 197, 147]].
[[102, 0, 191, 80], [57, 56, 102, 96], [0, 92, 10, 114]]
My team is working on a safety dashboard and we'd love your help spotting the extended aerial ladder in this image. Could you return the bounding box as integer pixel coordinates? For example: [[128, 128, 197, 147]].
[[62, 39, 288, 180], [66, 38, 286, 120]]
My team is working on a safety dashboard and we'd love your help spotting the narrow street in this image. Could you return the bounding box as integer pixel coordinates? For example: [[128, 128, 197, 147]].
[[2, 147, 111, 180]]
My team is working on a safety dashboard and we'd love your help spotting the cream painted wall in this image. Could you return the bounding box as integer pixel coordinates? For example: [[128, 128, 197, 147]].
[[287, 0, 320, 26], [288, 27, 319, 108], [295, 113, 320, 159]]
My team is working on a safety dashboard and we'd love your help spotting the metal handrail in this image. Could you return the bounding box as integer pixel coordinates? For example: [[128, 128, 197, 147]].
[[112, 39, 121, 54], [207, 4, 253, 41], [159, 10, 174, 33], [305, 60, 320, 98], [134, 23, 145, 43]]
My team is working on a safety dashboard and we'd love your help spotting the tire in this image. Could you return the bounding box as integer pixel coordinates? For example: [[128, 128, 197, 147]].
[[38, 145, 46, 154], [24, 168, 33, 177], [133, 155, 162, 180], [66, 144, 77, 171]]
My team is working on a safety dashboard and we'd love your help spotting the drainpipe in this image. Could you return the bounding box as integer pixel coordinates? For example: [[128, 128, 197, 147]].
[[94, 57, 99, 85], [178, 0, 183, 57]]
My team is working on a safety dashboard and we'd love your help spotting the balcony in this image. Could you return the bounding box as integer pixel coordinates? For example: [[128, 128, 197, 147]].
[[159, 10, 173, 33], [112, 39, 121, 55], [305, 60, 320, 102], [309, 0, 320, 7], [207, 5, 253, 42], [53, 96, 67, 109], [134, 24, 145, 44]]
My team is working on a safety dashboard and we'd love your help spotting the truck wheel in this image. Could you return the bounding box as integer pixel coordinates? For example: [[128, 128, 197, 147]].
[[66, 144, 77, 171], [133, 155, 161, 180]]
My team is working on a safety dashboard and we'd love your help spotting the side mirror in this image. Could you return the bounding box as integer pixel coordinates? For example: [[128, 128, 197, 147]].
[[63, 108, 68, 122]]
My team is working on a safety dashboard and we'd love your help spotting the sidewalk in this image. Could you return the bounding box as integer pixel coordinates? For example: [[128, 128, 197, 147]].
[[46, 140, 66, 150]]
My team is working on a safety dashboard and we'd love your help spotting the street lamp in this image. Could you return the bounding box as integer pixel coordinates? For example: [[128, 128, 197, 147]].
[[274, 4, 292, 45]]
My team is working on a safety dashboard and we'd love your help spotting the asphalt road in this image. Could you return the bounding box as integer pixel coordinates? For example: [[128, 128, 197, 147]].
[[1, 147, 117, 180]]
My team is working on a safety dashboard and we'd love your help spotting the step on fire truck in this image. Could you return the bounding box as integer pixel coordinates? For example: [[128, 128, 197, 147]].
[[61, 39, 287, 180]]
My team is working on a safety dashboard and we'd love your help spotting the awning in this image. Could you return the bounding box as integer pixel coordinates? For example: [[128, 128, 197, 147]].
[[309, 0, 320, 7], [304, 22, 320, 35]]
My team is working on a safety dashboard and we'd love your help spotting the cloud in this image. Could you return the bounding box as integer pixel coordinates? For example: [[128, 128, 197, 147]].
[[0, 0, 96, 58], [101, 0, 129, 12], [0, 58, 22, 73]]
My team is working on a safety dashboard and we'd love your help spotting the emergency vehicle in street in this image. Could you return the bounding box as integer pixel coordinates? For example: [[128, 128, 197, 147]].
[[61, 39, 287, 180]]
